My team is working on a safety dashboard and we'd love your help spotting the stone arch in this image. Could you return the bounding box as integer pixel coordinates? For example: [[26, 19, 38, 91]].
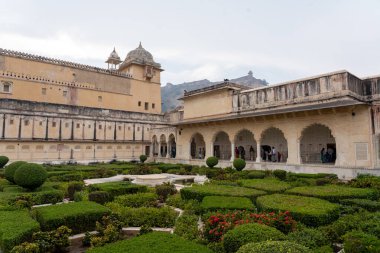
[[152, 135, 158, 157], [213, 131, 231, 160], [190, 133, 206, 159], [234, 129, 257, 161], [300, 123, 336, 164], [260, 127, 288, 162], [160, 134, 167, 157], [168, 133, 176, 158]]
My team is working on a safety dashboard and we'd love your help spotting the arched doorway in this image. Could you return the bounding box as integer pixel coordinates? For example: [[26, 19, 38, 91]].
[[261, 127, 288, 162], [213, 131, 231, 160], [190, 133, 205, 159], [168, 134, 176, 158], [300, 124, 336, 164], [235, 129, 257, 161], [152, 135, 158, 157], [160, 134, 167, 157]]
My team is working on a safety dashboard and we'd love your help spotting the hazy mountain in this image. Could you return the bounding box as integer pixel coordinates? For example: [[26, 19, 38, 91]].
[[161, 71, 268, 112]]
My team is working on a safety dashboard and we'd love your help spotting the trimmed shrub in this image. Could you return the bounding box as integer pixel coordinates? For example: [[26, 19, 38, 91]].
[[89, 181, 147, 199], [239, 178, 292, 193], [273, 169, 287, 180], [14, 163, 47, 190], [33, 201, 110, 233], [288, 172, 338, 179], [233, 158, 246, 171], [320, 211, 380, 243], [87, 232, 213, 253], [181, 184, 266, 202], [0, 210, 40, 253], [236, 241, 311, 253], [351, 174, 380, 190], [343, 230, 380, 253], [139, 155, 147, 163], [4, 161, 27, 184], [157, 164, 181, 173], [340, 198, 380, 212], [155, 182, 177, 201], [206, 156, 218, 168], [285, 185, 378, 202], [174, 214, 199, 241], [246, 171, 266, 179], [106, 203, 177, 227], [256, 194, 340, 226], [287, 227, 329, 249], [223, 223, 285, 253], [89, 191, 111, 204], [67, 181, 84, 200], [201, 196, 254, 211], [114, 192, 158, 207], [0, 156, 9, 168]]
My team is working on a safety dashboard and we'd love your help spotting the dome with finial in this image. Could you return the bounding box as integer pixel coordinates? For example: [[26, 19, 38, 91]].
[[106, 47, 122, 64], [120, 42, 161, 69]]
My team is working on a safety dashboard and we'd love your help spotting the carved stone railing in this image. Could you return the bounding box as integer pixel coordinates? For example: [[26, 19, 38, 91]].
[[0, 48, 132, 78]]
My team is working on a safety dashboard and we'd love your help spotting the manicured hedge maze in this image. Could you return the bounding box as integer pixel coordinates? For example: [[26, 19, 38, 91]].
[[239, 178, 292, 193], [87, 232, 213, 253], [33, 201, 110, 233], [0, 210, 40, 253], [180, 184, 266, 202], [285, 185, 378, 202], [201, 196, 254, 211], [256, 194, 340, 226]]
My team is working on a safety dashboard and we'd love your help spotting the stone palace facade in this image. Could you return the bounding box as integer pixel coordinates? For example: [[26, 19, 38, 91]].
[[1, 45, 380, 178]]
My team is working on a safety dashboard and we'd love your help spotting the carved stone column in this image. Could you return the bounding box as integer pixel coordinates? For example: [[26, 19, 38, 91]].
[[256, 140, 262, 162]]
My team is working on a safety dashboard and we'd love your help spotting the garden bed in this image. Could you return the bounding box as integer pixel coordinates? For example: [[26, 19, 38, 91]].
[[285, 185, 378, 202], [238, 178, 292, 193], [86, 232, 213, 253], [33, 201, 110, 233], [201, 196, 254, 211], [180, 184, 266, 202], [256, 194, 340, 226]]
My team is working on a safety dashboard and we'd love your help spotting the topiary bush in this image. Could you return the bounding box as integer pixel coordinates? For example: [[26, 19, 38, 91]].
[[340, 198, 380, 212], [343, 230, 380, 253], [233, 158, 246, 171], [287, 227, 329, 249], [4, 161, 27, 184], [67, 181, 84, 200], [201, 196, 254, 211], [273, 169, 287, 180], [256, 194, 340, 226], [0, 156, 9, 169], [114, 192, 158, 207], [236, 241, 311, 253], [89, 191, 111, 204], [246, 171, 266, 179], [223, 223, 285, 253], [206, 157, 218, 168], [238, 178, 292, 193], [14, 163, 47, 190], [285, 185, 379, 202], [155, 182, 177, 201], [139, 155, 147, 163]]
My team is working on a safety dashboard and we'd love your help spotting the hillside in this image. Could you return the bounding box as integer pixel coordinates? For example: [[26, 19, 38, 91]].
[[161, 71, 268, 112]]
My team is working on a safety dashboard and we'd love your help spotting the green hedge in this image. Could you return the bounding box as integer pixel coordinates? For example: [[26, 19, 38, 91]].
[[288, 172, 338, 179], [237, 241, 311, 253], [157, 164, 181, 172], [223, 223, 285, 253], [339, 198, 380, 212], [87, 232, 213, 253], [238, 178, 292, 193], [285, 185, 378, 202], [106, 203, 177, 227], [180, 184, 266, 202], [114, 192, 158, 207], [201, 196, 254, 211], [0, 210, 40, 253], [89, 181, 147, 199], [33, 201, 110, 233], [256, 194, 340, 226]]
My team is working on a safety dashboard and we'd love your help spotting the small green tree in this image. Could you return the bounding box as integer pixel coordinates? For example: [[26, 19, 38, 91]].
[[206, 156, 219, 168], [0, 156, 9, 168], [140, 155, 148, 163], [4, 161, 27, 183], [14, 163, 48, 190], [233, 158, 246, 171]]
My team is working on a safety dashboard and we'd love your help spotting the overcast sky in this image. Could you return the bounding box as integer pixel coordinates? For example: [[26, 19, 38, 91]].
[[1, 0, 379, 85]]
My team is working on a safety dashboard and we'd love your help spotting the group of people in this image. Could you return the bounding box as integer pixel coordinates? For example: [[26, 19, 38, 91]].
[[234, 145, 256, 160], [320, 147, 336, 163], [261, 146, 282, 162], [198, 147, 206, 159]]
